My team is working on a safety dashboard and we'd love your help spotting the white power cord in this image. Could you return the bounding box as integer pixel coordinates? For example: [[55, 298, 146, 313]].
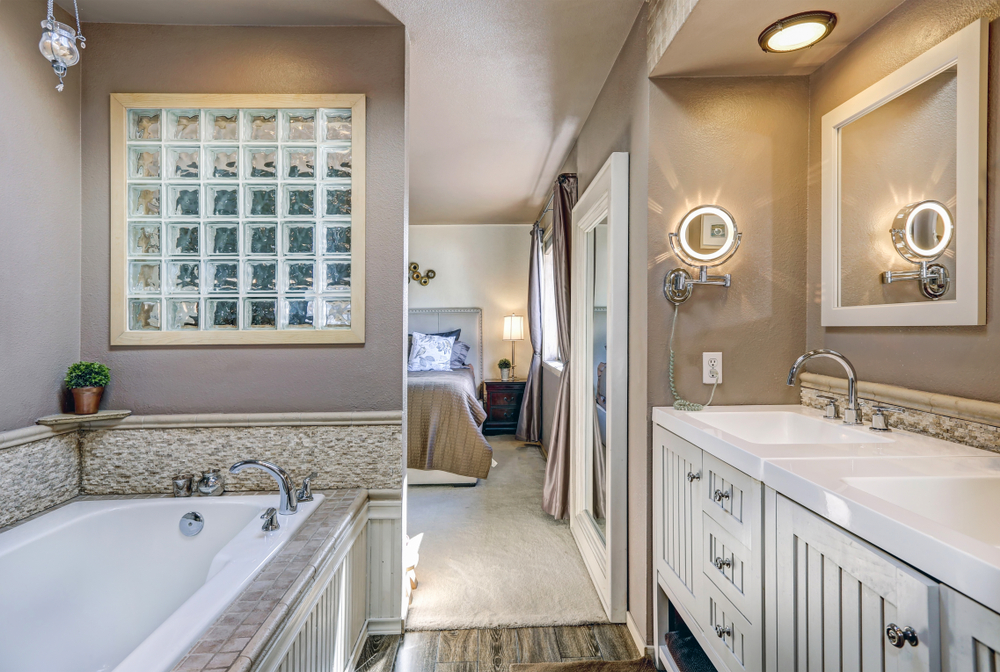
[[668, 303, 718, 411]]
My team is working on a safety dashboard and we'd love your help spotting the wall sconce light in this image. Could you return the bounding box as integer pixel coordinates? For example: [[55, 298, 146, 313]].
[[39, 0, 86, 92], [408, 262, 436, 286], [758, 10, 837, 53], [664, 205, 742, 305], [882, 200, 953, 299]]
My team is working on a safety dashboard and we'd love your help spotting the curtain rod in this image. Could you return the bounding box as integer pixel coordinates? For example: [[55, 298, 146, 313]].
[[532, 193, 555, 228]]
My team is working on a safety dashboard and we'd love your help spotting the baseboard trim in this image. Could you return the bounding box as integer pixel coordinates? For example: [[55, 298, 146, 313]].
[[627, 610, 655, 660], [367, 617, 405, 635], [349, 621, 369, 669]]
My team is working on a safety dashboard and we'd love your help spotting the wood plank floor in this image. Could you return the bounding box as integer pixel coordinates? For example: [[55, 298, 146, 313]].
[[357, 625, 638, 672]]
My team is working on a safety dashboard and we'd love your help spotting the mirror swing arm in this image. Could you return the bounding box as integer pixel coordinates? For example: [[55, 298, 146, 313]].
[[664, 205, 742, 305]]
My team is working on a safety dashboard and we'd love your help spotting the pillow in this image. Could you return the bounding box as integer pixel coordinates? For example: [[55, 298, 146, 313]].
[[408, 329, 461, 355], [408, 332, 456, 372], [450, 341, 471, 368]]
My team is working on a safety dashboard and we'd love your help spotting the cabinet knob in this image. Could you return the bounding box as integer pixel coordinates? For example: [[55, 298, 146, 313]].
[[713, 489, 731, 502], [714, 624, 731, 639], [885, 624, 918, 648], [686, 472, 701, 482], [713, 556, 732, 571]]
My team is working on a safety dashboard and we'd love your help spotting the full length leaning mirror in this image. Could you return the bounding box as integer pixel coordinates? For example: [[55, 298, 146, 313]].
[[821, 19, 986, 327]]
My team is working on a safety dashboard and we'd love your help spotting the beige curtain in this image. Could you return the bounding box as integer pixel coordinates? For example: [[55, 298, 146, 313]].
[[542, 174, 578, 519], [516, 223, 543, 442]]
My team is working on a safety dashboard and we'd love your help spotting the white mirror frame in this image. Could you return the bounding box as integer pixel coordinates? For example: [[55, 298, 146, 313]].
[[569, 152, 628, 622], [821, 19, 986, 327]]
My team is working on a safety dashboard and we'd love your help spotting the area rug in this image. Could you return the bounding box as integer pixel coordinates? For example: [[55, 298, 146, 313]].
[[511, 659, 655, 672], [405, 437, 609, 630]]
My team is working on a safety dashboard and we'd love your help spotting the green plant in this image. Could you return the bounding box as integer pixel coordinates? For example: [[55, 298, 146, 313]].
[[65, 362, 110, 389], [498, 358, 511, 370]]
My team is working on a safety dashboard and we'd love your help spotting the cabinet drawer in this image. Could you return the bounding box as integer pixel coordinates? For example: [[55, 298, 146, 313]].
[[702, 514, 759, 624], [702, 453, 760, 549], [702, 577, 761, 672], [488, 391, 522, 408], [489, 406, 519, 422]]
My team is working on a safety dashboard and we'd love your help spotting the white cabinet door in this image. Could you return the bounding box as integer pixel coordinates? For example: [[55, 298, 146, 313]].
[[775, 495, 940, 672], [941, 585, 1000, 671], [653, 425, 703, 621]]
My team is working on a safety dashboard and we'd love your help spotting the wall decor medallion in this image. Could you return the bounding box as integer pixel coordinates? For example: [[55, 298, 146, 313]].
[[408, 262, 436, 286], [110, 94, 366, 344]]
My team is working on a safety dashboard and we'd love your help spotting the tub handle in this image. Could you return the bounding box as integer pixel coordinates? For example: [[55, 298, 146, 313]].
[[297, 472, 318, 502], [260, 507, 280, 532]]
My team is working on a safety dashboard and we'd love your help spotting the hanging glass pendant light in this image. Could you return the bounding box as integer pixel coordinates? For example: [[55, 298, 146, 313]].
[[39, 0, 86, 92]]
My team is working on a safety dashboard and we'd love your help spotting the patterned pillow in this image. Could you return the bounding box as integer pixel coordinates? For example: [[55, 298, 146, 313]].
[[407, 332, 456, 372]]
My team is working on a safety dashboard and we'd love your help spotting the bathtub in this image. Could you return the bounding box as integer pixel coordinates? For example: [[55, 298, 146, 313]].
[[0, 494, 324, 672]]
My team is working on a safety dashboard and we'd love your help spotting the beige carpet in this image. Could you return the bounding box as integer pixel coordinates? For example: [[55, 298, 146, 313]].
[[405, 436, 609, 630]]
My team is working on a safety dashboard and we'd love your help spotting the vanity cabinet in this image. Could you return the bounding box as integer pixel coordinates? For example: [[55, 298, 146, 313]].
[[775, 495, 940, 671], [940, 585, 1000, 671]]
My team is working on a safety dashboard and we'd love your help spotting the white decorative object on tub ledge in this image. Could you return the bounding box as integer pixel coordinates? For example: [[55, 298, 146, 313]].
[[800, 372, 1000, 453]]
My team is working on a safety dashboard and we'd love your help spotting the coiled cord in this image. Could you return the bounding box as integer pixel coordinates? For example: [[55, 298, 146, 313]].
[[668, 303, 718, 411]]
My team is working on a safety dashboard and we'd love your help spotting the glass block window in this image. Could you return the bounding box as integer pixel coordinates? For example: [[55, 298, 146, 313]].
[[112, 95, 365, 345]]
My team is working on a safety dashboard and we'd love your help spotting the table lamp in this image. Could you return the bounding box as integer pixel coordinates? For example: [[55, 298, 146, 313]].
[[502, 313, 525, 380]]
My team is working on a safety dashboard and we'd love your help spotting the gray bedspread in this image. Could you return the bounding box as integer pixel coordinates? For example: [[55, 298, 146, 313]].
[[407, 368, 493, 479]]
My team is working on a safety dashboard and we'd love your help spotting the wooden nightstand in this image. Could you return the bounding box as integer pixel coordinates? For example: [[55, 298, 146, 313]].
[[482, 379, 526, 435]]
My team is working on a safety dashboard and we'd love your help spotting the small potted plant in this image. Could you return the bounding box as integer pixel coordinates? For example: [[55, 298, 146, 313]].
[[65, 361, 111, 415], [498, 358, 512, 381]]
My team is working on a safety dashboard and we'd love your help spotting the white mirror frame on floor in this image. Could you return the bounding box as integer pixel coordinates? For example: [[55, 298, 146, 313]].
[[569, 151, 628, 622]]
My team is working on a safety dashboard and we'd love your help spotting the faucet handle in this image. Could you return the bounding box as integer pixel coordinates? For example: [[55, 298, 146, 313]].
[[297, 472, 318, 502], [260, 507, 280, 531], [816, 395, 840, 419], [866, 402, 906, 432]]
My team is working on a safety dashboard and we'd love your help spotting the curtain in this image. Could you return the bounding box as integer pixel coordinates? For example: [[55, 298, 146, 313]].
[[515, 222, 543, 442], [542, 173, 578, 519]]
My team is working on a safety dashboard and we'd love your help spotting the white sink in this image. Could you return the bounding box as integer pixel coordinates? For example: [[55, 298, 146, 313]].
[[689, 411, 892, 445], [843, 475, 1000, 548]]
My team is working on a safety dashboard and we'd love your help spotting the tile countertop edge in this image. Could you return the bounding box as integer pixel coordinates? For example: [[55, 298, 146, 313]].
[[171, 488, 370, 672], [652, 406, 1000, 615]]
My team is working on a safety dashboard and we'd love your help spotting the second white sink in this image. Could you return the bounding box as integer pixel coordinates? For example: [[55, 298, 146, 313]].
[[689, 411, 891, 445]]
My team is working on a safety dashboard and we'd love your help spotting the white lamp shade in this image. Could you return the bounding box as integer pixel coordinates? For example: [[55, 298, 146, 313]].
[[502, 314, 525, 341]]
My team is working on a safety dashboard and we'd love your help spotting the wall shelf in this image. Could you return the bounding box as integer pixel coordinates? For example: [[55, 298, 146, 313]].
[[36, 410, 132, 427]]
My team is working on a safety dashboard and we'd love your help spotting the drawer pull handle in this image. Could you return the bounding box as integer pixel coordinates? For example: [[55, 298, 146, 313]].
[[714, 625, 731, 639], [686, 472, 701, 482], [714, 489, 731, 502], [713, 556, 732, 570], [886, 624, 918, 648]]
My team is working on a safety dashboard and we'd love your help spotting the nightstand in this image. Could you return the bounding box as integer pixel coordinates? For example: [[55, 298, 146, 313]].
[[482, 379, 526, 435]]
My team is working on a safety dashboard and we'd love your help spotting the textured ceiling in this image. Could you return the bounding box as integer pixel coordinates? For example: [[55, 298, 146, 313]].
[[63, 0, 400, 26], [650, 0, 905, 77], [379, 0, 645, 224]]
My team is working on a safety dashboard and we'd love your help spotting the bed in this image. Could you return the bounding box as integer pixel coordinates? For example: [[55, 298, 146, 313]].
[[407, 308, 493, 485]]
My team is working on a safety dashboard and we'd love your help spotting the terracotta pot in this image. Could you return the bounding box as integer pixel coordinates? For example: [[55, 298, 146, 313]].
[[72, 386, 104, 415]]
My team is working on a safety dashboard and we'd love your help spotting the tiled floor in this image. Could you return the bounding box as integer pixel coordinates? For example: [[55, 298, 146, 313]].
[[356, 625, 639, 672]]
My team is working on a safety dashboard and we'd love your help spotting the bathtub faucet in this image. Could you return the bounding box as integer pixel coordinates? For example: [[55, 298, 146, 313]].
[[229, 460, 298, 515]]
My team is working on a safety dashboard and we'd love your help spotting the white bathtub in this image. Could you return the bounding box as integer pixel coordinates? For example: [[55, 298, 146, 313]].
[[0, 494, 324, 672]]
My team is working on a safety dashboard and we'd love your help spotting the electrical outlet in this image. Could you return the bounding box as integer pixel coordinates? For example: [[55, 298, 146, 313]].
[[703, 352, 722, 385]]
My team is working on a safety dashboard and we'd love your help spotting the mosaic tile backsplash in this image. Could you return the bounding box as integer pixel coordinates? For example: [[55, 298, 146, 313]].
[[801, 386, 1000, 454], [0, 434, 79, 528], [125, 107, 354, 332]]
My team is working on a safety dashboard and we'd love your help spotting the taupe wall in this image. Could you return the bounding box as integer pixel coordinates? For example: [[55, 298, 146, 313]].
[[648, 77, 808, 409], [806, 1, 1000, 401], [79, 24, 406, 415], [0, 1, 82, 432], [553, 5, 652, 640]]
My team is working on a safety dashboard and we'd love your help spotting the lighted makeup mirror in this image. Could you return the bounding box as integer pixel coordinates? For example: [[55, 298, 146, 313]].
[[882, 200, 954, 299], [821, 19, 986, 326], [664, 205, 741, 304]]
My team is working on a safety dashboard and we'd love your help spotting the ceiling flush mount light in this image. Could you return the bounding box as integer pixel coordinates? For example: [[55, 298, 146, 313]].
[[39, 0, 86, 92], [758, 11, 837, 53], [882, 200, 954, 299]]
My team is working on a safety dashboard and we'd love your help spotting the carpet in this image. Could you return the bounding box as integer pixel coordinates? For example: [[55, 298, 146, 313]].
[[405, 437, 609, 630], [511, 658, 656, 672]]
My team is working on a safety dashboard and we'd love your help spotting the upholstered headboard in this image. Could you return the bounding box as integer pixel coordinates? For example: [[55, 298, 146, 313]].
[[408, 307, 484, 388]]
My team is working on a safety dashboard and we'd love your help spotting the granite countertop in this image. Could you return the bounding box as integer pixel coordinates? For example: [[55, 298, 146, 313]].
[[171, 488, 366, 672]]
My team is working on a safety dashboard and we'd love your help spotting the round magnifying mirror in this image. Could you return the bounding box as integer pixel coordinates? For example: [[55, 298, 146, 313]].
[[892, 200, 953, 261], [673, 205, 739, 266]]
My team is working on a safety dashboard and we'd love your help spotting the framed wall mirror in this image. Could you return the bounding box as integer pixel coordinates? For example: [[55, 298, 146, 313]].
[[569, 152, 627, 621], [821, 19, 986, 327]]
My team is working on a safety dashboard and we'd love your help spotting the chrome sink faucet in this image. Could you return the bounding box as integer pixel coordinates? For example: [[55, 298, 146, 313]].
[[787, 349, 863, 426], [229, 460, 298, 515]]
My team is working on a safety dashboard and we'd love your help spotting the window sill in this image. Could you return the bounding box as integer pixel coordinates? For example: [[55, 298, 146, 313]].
[[542, 360, 565, 376]]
